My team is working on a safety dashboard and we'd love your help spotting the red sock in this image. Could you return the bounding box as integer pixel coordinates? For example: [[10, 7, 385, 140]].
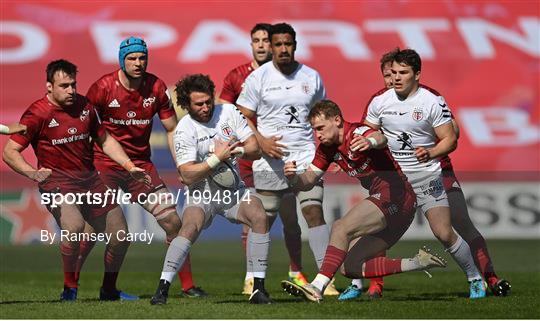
[[60, 243, 78, 288], [178, 254, 194, 291], [241, 231, 248, 252], [319, 246, 347, 279], [75, 239, 96, 282], [469, 236, 498, 286], [369, 250, 386, 288], [363, 257, 402, 278]]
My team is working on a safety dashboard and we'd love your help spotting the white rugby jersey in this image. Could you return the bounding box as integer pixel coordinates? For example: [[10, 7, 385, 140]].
[[365, 87, 453, 172], [236, 62, 326, 151], [173, 103, 253, 172]]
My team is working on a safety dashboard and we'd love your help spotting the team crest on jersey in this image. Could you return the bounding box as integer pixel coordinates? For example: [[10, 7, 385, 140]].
[[143, 96, 156, 108], [301, 82, 311, 94], [221, 123, 233, 137], [80, 109, 89, 121], [127, 111, 136, 118], [67, 127, 77, 135], [412, 107, 423, 121]]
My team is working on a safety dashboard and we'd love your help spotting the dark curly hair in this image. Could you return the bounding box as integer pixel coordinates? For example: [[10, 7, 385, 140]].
[[380, 47, 400, 72], [175, 74, 215, 110]]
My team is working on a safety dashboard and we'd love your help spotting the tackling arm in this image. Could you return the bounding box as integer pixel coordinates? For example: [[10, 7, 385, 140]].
[[284, 162, 325, 192], [2, 139, 51, 182]]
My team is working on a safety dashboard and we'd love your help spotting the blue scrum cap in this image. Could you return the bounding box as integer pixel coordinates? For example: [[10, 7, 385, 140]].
[[118, 36, 148, 71]]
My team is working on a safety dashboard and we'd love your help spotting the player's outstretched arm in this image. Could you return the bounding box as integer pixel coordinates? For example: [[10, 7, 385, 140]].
[[94, 131, 151, 184], [415, 122, 457, 163], [350, 131, 387, 152], [2, 139, 51, 182], [0, 123, 27, 135], [284, 161, 324, 192]]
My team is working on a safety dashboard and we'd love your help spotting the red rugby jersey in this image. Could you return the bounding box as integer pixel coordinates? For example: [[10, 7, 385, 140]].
[[11, 94, 104, 190], [86, 71, 175, 165], [312, 121, 410, 194]]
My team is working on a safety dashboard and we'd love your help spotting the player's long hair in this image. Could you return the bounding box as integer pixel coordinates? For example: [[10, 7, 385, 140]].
[[174, 74, 215, 110]]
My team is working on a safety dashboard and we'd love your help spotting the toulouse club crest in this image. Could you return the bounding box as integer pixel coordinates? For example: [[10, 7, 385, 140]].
[[221, 123, 233, 137], [301, 82, 311, 94], [412, 106, 424, 121]]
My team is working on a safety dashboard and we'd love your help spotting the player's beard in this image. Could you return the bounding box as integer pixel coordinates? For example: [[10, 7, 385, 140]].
[[191, 106, 214, 123]]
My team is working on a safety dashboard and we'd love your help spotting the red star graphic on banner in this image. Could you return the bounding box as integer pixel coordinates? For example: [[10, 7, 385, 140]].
[[1, 191, 55, 244]]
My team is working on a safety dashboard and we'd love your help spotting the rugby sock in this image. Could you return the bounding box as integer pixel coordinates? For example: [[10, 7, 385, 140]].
[[308, 224, 330, 269], [352, 278, 363, 289], [161, 236, 191, 283], [469, 236, 499, 286], [363, 257, 402, 278], [369, 250, 386, 288], [241, 229, 248, 252], [284, 226, 302, 272], [446, 235, 482, 281], [248, 231, 270, 279], [60, 243, 79, 288], [75, 239, 96, 282], [312, 274, 331, 292], [319, 245, 347, 279], [177, 254, 194, 291], [102, 244, 127, 291], [245, 230, 253, 280]]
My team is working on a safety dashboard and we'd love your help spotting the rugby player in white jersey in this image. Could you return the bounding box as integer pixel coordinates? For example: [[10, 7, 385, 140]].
[[236, 23, 339, 295], [150, 74, 272, 304], [360, 48, 486, 299]]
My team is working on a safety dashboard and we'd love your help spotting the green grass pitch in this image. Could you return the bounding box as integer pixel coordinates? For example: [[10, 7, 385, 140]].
[[1, 239, 539, 319]]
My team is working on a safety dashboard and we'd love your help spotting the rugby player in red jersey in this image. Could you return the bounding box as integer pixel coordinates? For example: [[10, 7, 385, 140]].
[[338, 50, 397, 301], [281, 100, 446, 302], [80, 37, 206, 298], [219, 23, 307, 294], [2, 59, 149, 301]]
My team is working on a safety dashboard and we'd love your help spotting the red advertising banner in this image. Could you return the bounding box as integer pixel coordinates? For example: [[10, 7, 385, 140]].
[[1, 1, 539, 174]]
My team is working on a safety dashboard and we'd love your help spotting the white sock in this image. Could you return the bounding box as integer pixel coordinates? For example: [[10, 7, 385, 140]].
[[446, 235, 482, 281], [352, 279, 363, 289], [245, 230, 252, 279], [311, 273, 330, 292], [401, 257, 422, 272], [308, 224, 329, 269], [160, 236, 191, 283], [248, 231, 270, 279]]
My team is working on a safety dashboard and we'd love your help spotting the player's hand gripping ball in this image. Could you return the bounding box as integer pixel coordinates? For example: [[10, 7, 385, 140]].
[[208, 159, 241, 190]]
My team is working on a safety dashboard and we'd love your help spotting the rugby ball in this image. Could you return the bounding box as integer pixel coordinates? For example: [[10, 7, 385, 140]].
[[208, 159, 241, 190]]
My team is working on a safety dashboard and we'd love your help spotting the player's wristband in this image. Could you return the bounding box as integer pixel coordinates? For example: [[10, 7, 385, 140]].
[[0, 124, 9, 134], [232, 146, 245, 158], [206, 154, 221, 169], [367, 137, 377, 148]]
